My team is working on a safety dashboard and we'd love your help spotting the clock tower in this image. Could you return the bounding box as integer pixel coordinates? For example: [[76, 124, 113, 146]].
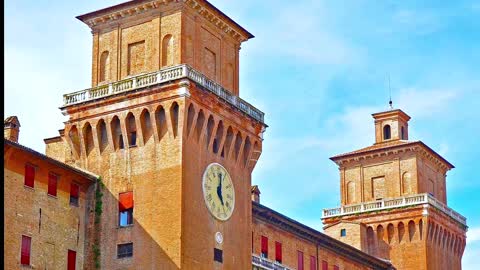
[[45, 1, 265, 269]]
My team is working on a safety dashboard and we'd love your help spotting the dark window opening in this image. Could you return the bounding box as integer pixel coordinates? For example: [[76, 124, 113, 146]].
[[117, 243, 133, 258], [129, 131, 137, 147], [119, 134, 124, 149], [24, 164, 35, 188], [119, 191, 134, 227], [340, 229, 346, 237], [401, 126, 405, 140], [21, 235, 31, 265], [383, 125, 391, 140], [212, 139, 218, 153], [214, 248, 223, 263], [70, 183, 79, 206]]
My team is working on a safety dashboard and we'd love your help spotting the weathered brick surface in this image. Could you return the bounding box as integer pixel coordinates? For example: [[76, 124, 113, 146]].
[[4, 144, 94, 270]]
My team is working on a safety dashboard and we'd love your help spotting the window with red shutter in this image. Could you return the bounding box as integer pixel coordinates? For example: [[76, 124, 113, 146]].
[[70, 183, 79, 206], [322, 260, 328, 270], [24, 164, 35, 188], [297, 251, 304, 270], [68, 250, 76, 270], [20, 235, 31, 265], [334, 265, 339, 270], [119, 191, 134, 227], [48, 173, 58, 197], [275, 241, 282, 263], [310, 255, 316, 270], [261, 236, 268, 258]]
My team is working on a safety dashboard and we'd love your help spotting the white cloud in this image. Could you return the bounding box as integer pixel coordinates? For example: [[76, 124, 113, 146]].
[[467, 227, 480, 244], [395, 88, 458, 118], [463, 227, 480, 270]]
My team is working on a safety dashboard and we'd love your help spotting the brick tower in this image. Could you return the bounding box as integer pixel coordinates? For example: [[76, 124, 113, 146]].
[[45, 1, 265, 269], [322, 108, 467, 270]]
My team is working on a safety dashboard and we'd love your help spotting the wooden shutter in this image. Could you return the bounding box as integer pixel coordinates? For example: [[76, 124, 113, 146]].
[[70, 183, 79, 198], [21, 235, 31, 265], [119, 191, 134, 211], [310, 256, 316, 270], [322, 260, 328, 270], [261, 236, 268, 257], [275, 241, 282, 262], [297, 251, 304, 270], [24, 164, 35, 187], [48, 173, 57, 196], [68, 250, 76, 270]]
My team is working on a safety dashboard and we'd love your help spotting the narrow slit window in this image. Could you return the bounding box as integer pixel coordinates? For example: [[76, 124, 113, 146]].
[[340, 228, 346, 237]]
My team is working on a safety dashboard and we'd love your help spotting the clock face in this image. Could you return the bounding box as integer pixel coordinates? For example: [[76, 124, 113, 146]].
[[202, 163, 235, 221]]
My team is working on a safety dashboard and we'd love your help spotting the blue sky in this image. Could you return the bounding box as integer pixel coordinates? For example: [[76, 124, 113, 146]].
[[5, 0, 480, 268]]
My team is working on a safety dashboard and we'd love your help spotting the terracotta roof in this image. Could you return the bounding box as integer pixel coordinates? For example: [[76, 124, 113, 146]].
[[4, 116, 20, 126], [330, 140, 454, 169], [331, 140, 414, 159], [4, 138, 98, 181]]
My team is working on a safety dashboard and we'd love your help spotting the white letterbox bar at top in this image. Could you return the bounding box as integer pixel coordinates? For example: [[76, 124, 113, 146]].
[[62, 64, 265, 123]]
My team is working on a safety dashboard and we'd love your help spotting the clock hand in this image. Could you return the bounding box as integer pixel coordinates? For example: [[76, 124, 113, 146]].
[[216, 173, 224, 205]]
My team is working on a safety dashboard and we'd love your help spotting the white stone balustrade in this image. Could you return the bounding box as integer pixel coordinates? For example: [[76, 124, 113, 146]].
[[252, 254, 293, 270], [322, 193, 467, 226], [62, 64, 265, 123]]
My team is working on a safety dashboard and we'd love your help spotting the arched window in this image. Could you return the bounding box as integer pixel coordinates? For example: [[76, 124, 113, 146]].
[[383, 125, 391, 140]]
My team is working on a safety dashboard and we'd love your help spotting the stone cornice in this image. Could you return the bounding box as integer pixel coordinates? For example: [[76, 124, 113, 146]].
[[76, 0, 253, 43], [331, 141, 453, 172]]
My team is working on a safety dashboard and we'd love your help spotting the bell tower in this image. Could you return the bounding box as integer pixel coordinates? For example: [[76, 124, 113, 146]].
[[322, 108, 467, 270], [45, 1, 265, 269]]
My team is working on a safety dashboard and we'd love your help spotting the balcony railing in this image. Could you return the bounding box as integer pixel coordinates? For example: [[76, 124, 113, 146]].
[[322, 193, 467, 226], [61, 64, 265, 123], [252, 254, 293, 270]]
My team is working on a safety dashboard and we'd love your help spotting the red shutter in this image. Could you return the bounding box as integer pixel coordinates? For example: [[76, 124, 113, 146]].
[[322, 260, 328, 270], [70, 183, 79, 198], [297, 251, 304, 270], [119, 191, 134, 211], [310, 256, 316, 270], [261, 236, 268, 256], [334, 266, 339, 270], [48, 173, 57, 196], [275, 241, 282, 262], [20, 235, 31, 265], [68, 250, 76, 270], [24, 164, 35, 187]]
